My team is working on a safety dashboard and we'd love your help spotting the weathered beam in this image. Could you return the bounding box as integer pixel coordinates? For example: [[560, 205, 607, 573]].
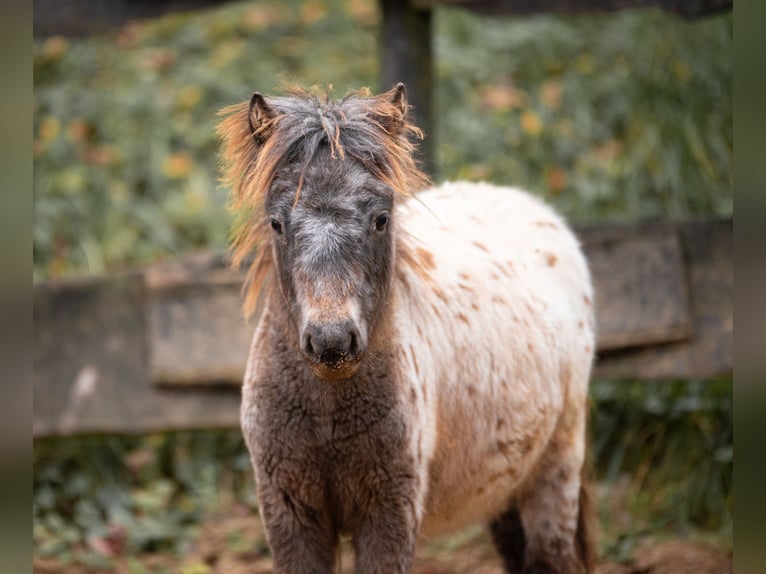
[[33, 272, 242, 437], [413, 0, 732, 18], [33, 219, 732, 436], [583, 226, 692, 351], [587, 219, 732, 379], [144, 252, 251, 386], [33, 0, 733, 38], [33, 0, 234, 37], [380, 0, 435, 176]]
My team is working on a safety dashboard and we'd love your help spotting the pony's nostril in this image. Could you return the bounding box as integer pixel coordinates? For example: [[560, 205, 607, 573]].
[[348, 327, 361, 356], [302, 331, 317, 358], [301, 321, 363, 364], [320, 348, 347, 364]]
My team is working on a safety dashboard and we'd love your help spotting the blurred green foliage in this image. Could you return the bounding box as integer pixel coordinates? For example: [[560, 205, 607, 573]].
[[33, 0, 731, 281], [591, 378, 732, 557], [34, 431, 256, 564], [434, 8, 732, 220]]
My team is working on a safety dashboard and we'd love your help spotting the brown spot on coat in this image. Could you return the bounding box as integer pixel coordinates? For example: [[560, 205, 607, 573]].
[[493, 260, 511, 278], [546, 253, 558, 267], [457, 312, 470, 325], [415, 246, 436, 270], [519, 435, 534, 455], [535, 220, 559, 230], [433, 287, 449, 304], [583, 294, 592, 306], [472, 240, 489, 253]]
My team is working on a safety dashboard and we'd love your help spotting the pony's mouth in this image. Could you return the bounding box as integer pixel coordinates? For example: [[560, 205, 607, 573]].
[[306, 354, 361, 381]]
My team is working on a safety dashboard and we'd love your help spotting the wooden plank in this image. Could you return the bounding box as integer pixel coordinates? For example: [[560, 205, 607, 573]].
[[413, 0, 732, 17], [33, 0, 234, 37], [33, 273, 242, 437], [582, 227, 692, 351], [34, 0, 732, 38], [591, 219, 732, 379], [144, 253, 252, 386]]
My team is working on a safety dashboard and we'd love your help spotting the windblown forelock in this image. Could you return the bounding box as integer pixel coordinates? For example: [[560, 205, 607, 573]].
[[217, 86, 430, 318]]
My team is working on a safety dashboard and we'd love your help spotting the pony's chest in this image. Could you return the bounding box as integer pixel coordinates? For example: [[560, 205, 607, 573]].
[[247, 371, 416, 492]]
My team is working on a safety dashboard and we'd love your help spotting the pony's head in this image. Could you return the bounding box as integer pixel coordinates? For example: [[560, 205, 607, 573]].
[[218, 84, 429, 380]]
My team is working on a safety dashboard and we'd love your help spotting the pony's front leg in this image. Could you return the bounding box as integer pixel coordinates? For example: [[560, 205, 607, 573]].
[[352, 508, 418, 574], [351, 476, 420, 574], [256, 478, 338, 574]]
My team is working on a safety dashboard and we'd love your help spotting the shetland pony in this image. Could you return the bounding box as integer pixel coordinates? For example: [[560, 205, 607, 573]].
[[217, 84, 596, 573]]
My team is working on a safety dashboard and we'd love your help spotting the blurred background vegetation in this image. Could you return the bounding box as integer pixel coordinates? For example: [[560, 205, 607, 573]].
[[33, 0, 731, 281], [33, 0, 732, 570]]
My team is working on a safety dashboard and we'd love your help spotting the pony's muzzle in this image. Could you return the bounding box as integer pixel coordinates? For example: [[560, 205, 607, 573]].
[[301, 319, 364, 380]]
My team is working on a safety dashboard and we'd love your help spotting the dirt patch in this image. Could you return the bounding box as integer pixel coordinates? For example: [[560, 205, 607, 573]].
[[34, 512, 731, 574], [598, 538, 732, 574]]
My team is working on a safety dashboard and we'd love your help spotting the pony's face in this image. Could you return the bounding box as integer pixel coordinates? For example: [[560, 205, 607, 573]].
[[266, 149, 396, 380], [218, 83, 428, 380]]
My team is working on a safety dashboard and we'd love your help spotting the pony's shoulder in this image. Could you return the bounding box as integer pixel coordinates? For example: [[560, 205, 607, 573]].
[[401, 180, 571, 238]]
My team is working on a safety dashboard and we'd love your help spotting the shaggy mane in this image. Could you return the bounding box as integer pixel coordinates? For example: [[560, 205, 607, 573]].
[[217, 86, 430, 317]]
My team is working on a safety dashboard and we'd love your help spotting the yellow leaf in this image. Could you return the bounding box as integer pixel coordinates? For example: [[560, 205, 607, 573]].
[[545, 166, 568, 194], [481, 84, 526, 111], [346, 0, 378, 26], [177, 85, 203, 110], [675, 62, 691, 83], [521, 111, 543, 137], [39, 116, 60, 143], [575, 54, 595, 75], [540, 80, 563, 109], [299, 0, 327, 26], [244, 4, 288, 31], [66, 119, 89, 143], [41, 36, 68, 60], [163, 154, 193, 179]]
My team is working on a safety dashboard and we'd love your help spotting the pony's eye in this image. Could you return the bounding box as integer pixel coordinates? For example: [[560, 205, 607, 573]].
[[270, 218, 283, 235], [374, 213, 390, 233]]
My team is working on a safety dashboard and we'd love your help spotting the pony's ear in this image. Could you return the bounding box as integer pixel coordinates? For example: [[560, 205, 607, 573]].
[[375, 82, 409, 136], [249, 92, 276, 142]]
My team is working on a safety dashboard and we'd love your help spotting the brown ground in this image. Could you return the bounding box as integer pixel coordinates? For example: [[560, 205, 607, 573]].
[[34, 509, 732, 574]]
